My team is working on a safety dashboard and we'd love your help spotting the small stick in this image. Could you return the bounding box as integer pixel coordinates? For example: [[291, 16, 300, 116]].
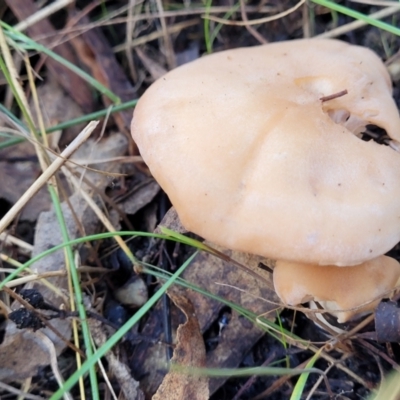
[[320, 89, 348, 102]]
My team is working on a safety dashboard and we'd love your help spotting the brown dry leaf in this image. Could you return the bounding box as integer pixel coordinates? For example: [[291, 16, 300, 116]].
[[131, 208, 279, 396], [0, 72, 87, 224], [5, 0, 94, 112], [68, 132, 128, 184], [68, 12, 137, 138], [29, 78, 86, 147], [89, 310, 145, 400], [153, 286, 209, 400], [0, 160, 49, 222], [0, 142, 51, 222], [0, 134, 128, 381], [129, 287, 187, 398], [185, 245, 277, 394], [0, 194, 99, 376], [0, 328, 56, 382]]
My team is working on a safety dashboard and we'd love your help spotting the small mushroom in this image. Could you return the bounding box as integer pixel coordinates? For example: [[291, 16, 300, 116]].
[[273, 256, 400, 323], [131, 39, 400, 267]]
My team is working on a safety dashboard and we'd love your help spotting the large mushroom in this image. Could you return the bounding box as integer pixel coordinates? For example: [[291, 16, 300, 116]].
[[131, 39, 400, 321]]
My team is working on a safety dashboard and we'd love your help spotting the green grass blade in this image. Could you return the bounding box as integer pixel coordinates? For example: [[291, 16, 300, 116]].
[[0, 228, 292, 342], [143, 266, 293, 346], [290, 349, 322, 400], [0, 21, 120, 103], [48, 188, 99, 399], [0, 99, 138, 149], [369, 371, 400, 400], [174, 365, 325, 378], [0, 231, 185, 289], [311, 0, 400, 36], [49, 251, 198, 399], [0, 54, 36, 133], [204, 0, 213, 53], [0, 103, 27, 130], [1, 229, 325, 398], [0, 32, 99, 394], [159, 226, 214, 252], [210, 3, 240, 46]]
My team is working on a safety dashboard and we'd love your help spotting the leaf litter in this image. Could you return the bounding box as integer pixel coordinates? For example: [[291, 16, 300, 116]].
[[0, 0, 400, 399]]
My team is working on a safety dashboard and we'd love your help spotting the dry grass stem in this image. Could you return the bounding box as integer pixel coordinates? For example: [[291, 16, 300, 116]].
[[3, 270, 66, 288], [302, 1, 312, 38], [305, 364, 335, 400], [0, 381, 45, 400], [70, 155, 142, 165], [204, 0, 306, 26], [69, 251, 85, 399], [3, 53, 22, 110], [125, 0, 141, 82], [3, 285, 84, 356], [19, 378, 33, 400], [239, 0, 268, 44], [21, 5, 279, 50], [26, 55, 52, 169], [35, 331, 73, 400], [153, 0, 176, 69], [340, 314, 375, 341], [315, 5, 400, 38], [61, 166, 136, 265], [252, 356, 332, 400], [0, 120, 99, 234], [0, 232, 34, 253], [124, 5, 279, 21], [0, 253, 68, 298], [256, 316, 371, 388], [92, 338, 119, 400], [0, 29, 33, 124], [14, 0, 75, 32], [350, 0, 400, 6], [114, 18, 200, 52]]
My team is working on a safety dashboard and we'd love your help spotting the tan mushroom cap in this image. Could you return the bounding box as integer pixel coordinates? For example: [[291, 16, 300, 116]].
[[131, 39, 400, 266], [273, 256, 400, 323]]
